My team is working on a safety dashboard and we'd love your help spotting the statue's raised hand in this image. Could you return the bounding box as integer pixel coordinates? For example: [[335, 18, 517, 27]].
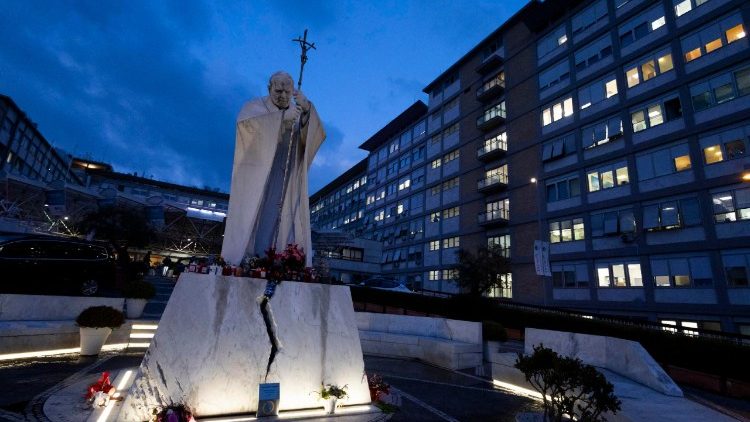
[[282, 104, 302, 127]]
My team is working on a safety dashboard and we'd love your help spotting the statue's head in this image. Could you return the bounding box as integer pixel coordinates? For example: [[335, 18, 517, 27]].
[[268, 71, 294, 109]]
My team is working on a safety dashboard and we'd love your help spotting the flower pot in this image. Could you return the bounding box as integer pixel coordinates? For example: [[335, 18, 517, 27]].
[[322, 397, 338, 415], [80, 327, 113, 356], [125, 298, 148, 319]]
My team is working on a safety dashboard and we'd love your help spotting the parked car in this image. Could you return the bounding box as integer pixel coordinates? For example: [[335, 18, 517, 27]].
[[359, 277, 413, 293], [0, 234, 117, 296]]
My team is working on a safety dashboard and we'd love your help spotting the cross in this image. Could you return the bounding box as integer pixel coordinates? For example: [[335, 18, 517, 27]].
[[292, 29, 316, 90]]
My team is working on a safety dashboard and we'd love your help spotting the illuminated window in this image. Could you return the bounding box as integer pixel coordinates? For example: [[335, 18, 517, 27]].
[[429, 240, 440, 251], [587, 162, 628, 192], [682, 15, 746, 63], [596, 261, 642, 287], [549, 218, 585, 243], [541, 97, 574, 127]]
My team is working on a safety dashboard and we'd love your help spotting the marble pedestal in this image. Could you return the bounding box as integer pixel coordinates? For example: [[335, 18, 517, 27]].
[[120, 273, 370, 420]]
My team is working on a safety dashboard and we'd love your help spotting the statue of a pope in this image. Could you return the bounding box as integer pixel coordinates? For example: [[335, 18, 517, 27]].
[[221, 71, 325, 266]]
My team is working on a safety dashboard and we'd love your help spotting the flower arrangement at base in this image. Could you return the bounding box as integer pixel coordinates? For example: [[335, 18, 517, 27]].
[[85, 371, 115, 407], [315, 383, 348, 415], [152, 403, 196, 422], [367, 373, 390, 402]]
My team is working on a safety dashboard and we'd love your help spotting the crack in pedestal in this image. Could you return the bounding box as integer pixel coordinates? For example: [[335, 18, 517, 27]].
[[259, 291, 280, 382]]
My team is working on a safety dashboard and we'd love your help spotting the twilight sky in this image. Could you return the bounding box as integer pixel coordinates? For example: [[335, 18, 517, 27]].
[[0, 0, 526, 194]]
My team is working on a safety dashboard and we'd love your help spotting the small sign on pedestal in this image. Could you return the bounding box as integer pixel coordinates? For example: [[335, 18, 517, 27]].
[[257, 383, 280, 417]]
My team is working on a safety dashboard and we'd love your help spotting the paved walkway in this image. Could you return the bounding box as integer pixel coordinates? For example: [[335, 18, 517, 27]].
[[0, 351, 541, 422]]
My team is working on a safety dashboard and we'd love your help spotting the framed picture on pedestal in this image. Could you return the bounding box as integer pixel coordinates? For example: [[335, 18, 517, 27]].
[[257, 383, 280, 417]]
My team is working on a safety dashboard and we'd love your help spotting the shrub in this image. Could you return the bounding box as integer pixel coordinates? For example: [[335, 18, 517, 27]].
[[482, 320, 508, 342], [76, 306, 125, 328], [122, 280, 156, 299], [515, 345, 621, 422]]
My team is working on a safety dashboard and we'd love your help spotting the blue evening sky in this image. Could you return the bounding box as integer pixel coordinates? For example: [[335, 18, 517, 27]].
[[0, 1, 527, 194]]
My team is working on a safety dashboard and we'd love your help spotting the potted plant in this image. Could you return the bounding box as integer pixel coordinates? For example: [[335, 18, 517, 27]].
[[316, 384, 348, 415], [122, 280, 156, 318], [76, 306, 125, 356]]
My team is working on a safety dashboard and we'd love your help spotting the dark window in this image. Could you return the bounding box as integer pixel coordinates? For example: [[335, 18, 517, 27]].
[[725, 140, 746, 160], [736, 69, 750, 96], [664, 98, 682, 121], [726, 266, 748, 286]]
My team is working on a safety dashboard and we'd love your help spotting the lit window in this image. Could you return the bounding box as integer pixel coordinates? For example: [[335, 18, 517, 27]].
[[651, 17, 666, 31], [626, 67, 640, 88], [726, 24, 746, 44], [705, 38, 722, 54], [605, 79, 618, 98]]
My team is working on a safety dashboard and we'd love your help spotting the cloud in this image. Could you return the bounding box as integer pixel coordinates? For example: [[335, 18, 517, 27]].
[[309, 123, 366, 194]]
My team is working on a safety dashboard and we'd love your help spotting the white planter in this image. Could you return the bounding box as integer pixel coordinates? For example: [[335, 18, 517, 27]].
[[322, 397, 338, 415], [80, 327, 113, 356], [126, 298, 148, 318]]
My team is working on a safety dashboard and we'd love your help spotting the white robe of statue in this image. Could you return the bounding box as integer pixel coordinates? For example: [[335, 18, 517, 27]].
[[221, 91, 325, 267]]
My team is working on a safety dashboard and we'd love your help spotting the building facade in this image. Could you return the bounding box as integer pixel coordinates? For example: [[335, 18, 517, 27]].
[[312, 0, 750, 334]]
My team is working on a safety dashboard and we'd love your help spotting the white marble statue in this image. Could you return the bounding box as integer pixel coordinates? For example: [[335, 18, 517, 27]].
[[222, 71, 325, 266]]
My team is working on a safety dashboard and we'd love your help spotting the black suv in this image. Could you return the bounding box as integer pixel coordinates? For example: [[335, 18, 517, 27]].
[[0, 234, 117, 296]]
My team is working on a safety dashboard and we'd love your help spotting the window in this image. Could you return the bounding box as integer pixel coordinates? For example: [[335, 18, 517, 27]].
[[636, 142, 691, 180], [411, 145, 425, 162], [479, 102, 506, 125], [488, 235, 511, 257], [643, 197, 701, 230], [430, 185, 441, 196], [387, 161, 398, 176], [431, 134, 441, 145], [549, 217, 585, 243], [485, 199, 510, 221], [538, 24, 568, 59], [374, 209, 385, 222], [578, 75, 618, 110], [442, 269, 458, 281], [430, 211, 441, 222], [681, 14, 746, 63], [541, 97, 574, 126], [546, 174, 581, 202], [631, 95, 682, 132], [539, 60, 570, 92], [443, 122, 459, 138], [429, 240, 440, 251], [581, 116, 622, 149], [431, 158, 442, 169], [443, 149, 460, 164], [572, 0, 608, 37], [387, 182, 397, 195], [587, 161, 629, 192], [389, 140, 399, 154], [481, 72, 505, 93], [597, 262, 643, 287], [542, 132, 576, 162], [652, 256, 712, 287], [690, 67, 750, 112], [341, 247, 364, 262], [413, 119, 427, 139], [428, 270, 440, 281], [443, 236, 460, 249], [399, 154, 411, 170], [625, 48, 674, 88], [591, 209, 636, 237], [398, 177, 411, 191], [673, 0, 715, 18], [701, 128, 748, 164], [442, 177, 459, 191], [487, 273, 512, 299], [482, 132, 508, 155], [442, 206, 459, 219], [483, 165, 508, 186], [712, 188, 750, 222], [619, 5, 666, 47], [722, 252, 750, 286], [552, 263, 589, 288]]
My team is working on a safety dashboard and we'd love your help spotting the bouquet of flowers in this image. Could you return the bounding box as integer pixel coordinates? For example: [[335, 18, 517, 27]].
[[152, 404, 195, 422], [85, 372, 115, 407], [281, 244, 305, 275], [367, 373, 390, 402]]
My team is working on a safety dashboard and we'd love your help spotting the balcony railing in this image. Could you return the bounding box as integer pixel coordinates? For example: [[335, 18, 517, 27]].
[[476, 78, 505, 102], [477, 173, 508, 192], [477, 141, 508, 161], [476, 49, 504, 74], [476, 104, 506, 131], [478, 209, 509, 226]]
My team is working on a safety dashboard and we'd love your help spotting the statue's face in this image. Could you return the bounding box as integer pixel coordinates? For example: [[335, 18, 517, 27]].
[[269, 78, 293, 109]]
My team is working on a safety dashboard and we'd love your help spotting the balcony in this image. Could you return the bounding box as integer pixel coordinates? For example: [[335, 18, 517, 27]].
[[476, 104, 506, 131], [477, 173, 508, 193], [476, 49, 504, 75], [476, 141, 507, 162], [476, 80, 505, 103], [478, 210, 509, 226]]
